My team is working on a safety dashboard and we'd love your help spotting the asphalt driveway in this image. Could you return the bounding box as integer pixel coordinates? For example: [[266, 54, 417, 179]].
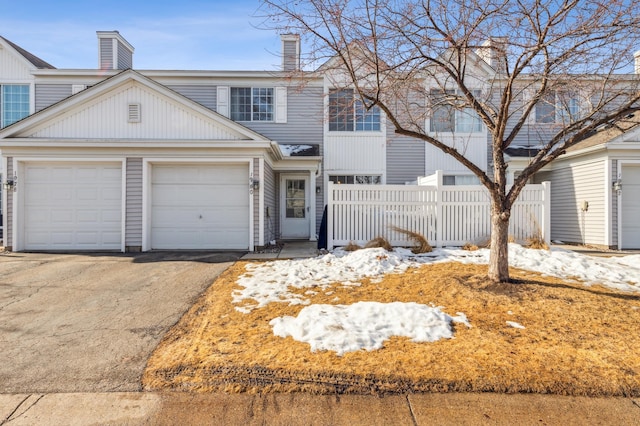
[[0, 251, 242, 393]]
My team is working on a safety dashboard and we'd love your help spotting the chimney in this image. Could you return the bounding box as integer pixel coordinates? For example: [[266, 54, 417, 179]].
[[635, 50, 640, 74], [477, 37, 507, 73], [281, 34, 300, 72], [97, 31, 134, 70]]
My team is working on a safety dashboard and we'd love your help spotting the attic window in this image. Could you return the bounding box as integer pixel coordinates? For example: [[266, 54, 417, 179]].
[[128, 103, 141, 123]]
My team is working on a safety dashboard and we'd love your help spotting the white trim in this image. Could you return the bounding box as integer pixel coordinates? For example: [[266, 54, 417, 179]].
[[216, 86, 229, 118], [249, 158, 255, 251], [604, 159, 612, 247], [11, 157, 126, 252], [275, 86, 287, 123], [258, 157, 265, 246], [617, 160, 640, 249], [142, 157, 255, 251], [11, 157, 17, 251]]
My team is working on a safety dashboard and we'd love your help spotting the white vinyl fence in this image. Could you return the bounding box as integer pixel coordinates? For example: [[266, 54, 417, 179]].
[[326, 180, 550, 249]]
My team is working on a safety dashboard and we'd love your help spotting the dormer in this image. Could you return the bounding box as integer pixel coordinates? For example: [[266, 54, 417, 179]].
[[97, 31, 134, 70]]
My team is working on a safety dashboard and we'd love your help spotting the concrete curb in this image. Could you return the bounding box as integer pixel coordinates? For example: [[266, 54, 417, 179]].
[[2, 392, 640, 425]]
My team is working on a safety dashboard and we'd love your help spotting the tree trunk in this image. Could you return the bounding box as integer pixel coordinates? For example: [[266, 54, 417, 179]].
[[488, 208, 510, 283]]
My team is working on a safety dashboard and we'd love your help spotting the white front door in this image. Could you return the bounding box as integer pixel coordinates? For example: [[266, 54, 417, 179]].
[[280, 175, 310, 239]]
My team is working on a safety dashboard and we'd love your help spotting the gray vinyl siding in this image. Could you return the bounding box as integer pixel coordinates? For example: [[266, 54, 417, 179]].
[[125, 158, 143, 248], [35, 84, 73, 112], [549, 159, 606, 245], [611, 160, 618, 248], [275, 173, 281, 239], [263, 161, 278, 243], [100, 38, 113, 70], [282, 40, 298, 71], [386, 133, 426, 184], [117, 41, 132, 69], [5, 159, 12, 249], [242, 86, 324, 145], [167, 85, 216, 110]]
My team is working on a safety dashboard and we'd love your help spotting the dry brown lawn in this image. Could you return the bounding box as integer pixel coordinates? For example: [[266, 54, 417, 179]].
[[143, 261, 640, 396]]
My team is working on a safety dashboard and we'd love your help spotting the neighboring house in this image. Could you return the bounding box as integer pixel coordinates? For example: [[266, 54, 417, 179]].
[[1, 31, 639, 251], [522, 116, 640, 249]]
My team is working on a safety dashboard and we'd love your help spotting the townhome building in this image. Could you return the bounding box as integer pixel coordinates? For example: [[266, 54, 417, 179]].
[[1, 31, 639, 251]]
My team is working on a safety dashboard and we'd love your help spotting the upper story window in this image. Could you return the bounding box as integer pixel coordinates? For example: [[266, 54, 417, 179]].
[[1, 84, 30, 128], [230, 87, 273, 122], [534, 90, 581, 124], [429, 89, 483, 133], [328, 89, 381, 132]]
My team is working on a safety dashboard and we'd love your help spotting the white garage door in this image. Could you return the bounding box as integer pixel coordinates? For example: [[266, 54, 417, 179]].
[[23, 162, 122, 250], [621, 165, 640, 249], [151, 163, 250, 250]]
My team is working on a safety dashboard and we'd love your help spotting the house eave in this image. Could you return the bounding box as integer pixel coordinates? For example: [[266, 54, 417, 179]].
[[0, 138, 274, 149], [272, 156, 322, 171]]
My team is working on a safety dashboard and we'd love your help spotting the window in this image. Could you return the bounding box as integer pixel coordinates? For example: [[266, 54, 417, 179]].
[[328, 89, 381, 131], [534, 91, 580, 124], [442, 175, 480, 185], [329, 175, 381, 184], [1, 84, 30, 128], [429, 89, 482, 133], [230, 87, 273, 121]]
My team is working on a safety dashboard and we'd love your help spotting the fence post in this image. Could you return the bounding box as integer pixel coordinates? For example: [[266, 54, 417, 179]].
[[327, 181, 334, 250], [542, 181, 551, 244], [436, 173, 443, 247]]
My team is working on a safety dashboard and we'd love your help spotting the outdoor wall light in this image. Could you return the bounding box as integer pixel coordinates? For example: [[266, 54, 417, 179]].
[[250, 178, 260, 191], [612, 179, 622, 192], [3, 175, 16, 192]]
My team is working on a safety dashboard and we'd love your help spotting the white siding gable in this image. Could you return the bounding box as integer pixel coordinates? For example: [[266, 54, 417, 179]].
[[22, 80, 251, 140], [0, 42, 34, 80]]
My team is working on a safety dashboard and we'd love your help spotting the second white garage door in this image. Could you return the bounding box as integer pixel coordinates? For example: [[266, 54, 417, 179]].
[[621, 164, 640, 249], [151, 163, 250, 250]]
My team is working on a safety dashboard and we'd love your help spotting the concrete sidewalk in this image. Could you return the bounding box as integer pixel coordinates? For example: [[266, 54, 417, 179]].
[[242, 240, 320, 260], [2, 392, 640, 425]]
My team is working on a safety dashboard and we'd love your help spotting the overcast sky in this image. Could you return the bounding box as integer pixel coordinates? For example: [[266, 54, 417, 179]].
[[0, 0, 285, 70]]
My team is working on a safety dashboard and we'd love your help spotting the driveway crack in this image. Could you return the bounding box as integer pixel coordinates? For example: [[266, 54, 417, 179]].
[[406, 395, 418, 426], [1, 394, 44, 424]]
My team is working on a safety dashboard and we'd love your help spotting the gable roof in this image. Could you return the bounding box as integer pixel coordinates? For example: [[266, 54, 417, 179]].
[[0, 69, 270, 142], [566, 113, 640, 153], [0, 36, 56, 69]]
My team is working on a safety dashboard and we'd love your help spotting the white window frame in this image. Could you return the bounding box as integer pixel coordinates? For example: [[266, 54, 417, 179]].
[[428, 89, 483, 134], [533, 90, 583, 125], [328, 174, 382, 185], [0, 83, 31, 128], [328, 89, 381, 132]]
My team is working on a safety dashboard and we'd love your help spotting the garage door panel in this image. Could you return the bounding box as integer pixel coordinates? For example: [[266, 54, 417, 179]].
[[23, 162, 123, 251], [151, 164, 250, 250], [621, 165, 640, 249]]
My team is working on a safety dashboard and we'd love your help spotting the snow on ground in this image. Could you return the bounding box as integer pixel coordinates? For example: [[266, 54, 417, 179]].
[[270, 302, 470, 356], [233, 244, 640, 354]]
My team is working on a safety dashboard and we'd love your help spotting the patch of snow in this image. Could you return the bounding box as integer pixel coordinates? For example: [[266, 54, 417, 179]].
[[506, 321, 526, 329], [270, 302, 470, 356], [233, 243, 639, 353], [279, 144, 314, 156]]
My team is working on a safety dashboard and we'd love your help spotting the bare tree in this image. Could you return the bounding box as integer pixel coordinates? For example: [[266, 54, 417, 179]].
[[262, 0, 640, 282]]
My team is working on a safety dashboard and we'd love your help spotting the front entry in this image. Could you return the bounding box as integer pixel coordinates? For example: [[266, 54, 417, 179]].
[[280, 175, 311, 239]]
